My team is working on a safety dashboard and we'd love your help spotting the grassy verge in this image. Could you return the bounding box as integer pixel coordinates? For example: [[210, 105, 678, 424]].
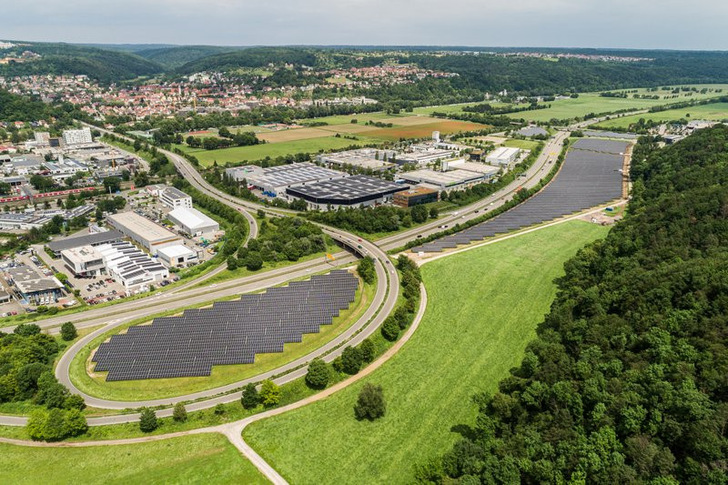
[[0, 434, 267, 485], [243, 220, 610, 484], [69, 277, 373, 402]]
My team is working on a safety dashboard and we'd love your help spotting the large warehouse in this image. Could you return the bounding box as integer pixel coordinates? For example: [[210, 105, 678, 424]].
[[225, 162, 348, 196], [286, 175, 407, 210], [106, 212, 182, 255], [400, 168, 487, 192], [167, 207, 220, 237], [486, 146, 521, 166]]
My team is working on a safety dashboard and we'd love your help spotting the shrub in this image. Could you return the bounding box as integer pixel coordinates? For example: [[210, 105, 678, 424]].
[[214, 403, 226, 415], [60, 322, 77, 341], [241, 383, 260, 409], [139, 407, 158, 432], [14, 323, 41, 336], [259, 379, 281, 406], [245, 252, 263, 271], [173, 402, 187, 422], [63, 394, 86, 411], [305, 358, 330, 389], [26, 408, 87, 441], [381, 316, 400, 341], [354, 384, 386, 421]]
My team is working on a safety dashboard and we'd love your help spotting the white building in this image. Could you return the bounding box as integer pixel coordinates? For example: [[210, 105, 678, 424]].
[[60, 246, 105, 277], [486, 147, 521, 166], [62, 128, 93, 146], [159, 186, 193, 209], [97, 242, 168, 291], [157, 245, 198, 268], [106, 212, 182, 255], [167, 207, 220, 237]]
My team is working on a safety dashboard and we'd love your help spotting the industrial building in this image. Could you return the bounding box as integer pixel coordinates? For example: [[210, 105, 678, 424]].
[[62, 128, 93, 146], [97, 242, 169, 290], [225, 162, 348, 196], [106, 212, 182, 255], [396, 147, 457, 166], [317, 148, 396, 171], [393, 186, 439, 207], [286, 175, 407, 210], [47, 229, 124, 257], [157, 245, 198, 268], [167, 207, 220, 237], [400, 168, 487, 192], [5, 265, 64, 305], [486, 147, 521, 166], [159, 187, 193, 209], [442, 159, 501, 178], [61, 246, 106, 277]]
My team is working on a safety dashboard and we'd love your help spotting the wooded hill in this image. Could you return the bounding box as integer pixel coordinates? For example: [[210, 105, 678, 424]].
[[419, 126, 728, 483]]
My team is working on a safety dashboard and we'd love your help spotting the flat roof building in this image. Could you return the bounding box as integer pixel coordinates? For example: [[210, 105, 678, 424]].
[[159, 187, 193, 209], [286, 175, 407, 210], [393, 186, 439, 208], [97, 242, 169, 291], [486, 146, 521, 166], [157, 245, 198, 268], [226, 162, 348, 196], [443, 159, 501, 178], [107, 212, 182, 255], [5, 265, 64, 305], [47, 229, 124, 257], [62, 128, 93, 146], [400, 168, 487, 192], [61, 246, 105, 277], [318, 148, 396, 171], [167, 207, 220, 237]]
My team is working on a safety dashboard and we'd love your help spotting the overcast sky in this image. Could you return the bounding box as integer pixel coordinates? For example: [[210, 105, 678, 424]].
[[3, 0, 726, 50]]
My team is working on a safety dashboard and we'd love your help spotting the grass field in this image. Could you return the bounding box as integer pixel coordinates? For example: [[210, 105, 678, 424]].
[[0, 434, 267, 485], [411, 101, 510, 116], [244, 220, 610, 484], [70, 276, 373, 401], [594, 101, 728, 129], [175, 136, 372, 166], [505, 85, 728, 122]]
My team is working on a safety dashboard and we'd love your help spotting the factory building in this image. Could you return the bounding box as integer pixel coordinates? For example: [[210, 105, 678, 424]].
[[61, 128, 93, 146], [167, 207, 220, 237], [97, 242, 169, 291], [486, 147, 521, 166], [286, 175, 407, 210], [399, 168, 487, 192], [47, 229, 124, 257], [106, 212, 182, 256], [393, 186, 439, 208], [157, 245, 199, 268], [225, 162, 348, 197]]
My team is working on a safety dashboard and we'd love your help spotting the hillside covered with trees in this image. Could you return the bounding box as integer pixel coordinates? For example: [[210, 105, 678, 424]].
[[419, 127, 728, 483]]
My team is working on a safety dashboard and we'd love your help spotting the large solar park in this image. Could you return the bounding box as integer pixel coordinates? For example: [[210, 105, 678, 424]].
[[92, 270, 358, 381], [413, 138, 628, 253]]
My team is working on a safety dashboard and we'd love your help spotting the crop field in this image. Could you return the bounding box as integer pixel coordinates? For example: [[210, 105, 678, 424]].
[[244, 220, 609, 484], [256, 127, 336, 143], [70, 279, 373, 401], [506, 85, 728, 122], [297, 112, 399, 125], [594, 101, 728, 129], [360, 120, 489, 140], [0, 434, 266, 485]]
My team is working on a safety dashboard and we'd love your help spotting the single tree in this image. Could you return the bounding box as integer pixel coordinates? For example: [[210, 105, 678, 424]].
[[139, 407, 158, 432], [354, 384, 386, 421], [305, 358, 330, 389], [381, 317, 400, 341], [359, 339, 376, 363], [341, 346, 363, 375], [241, 383, 260, 409], [60, 321, 77, 341], [259, 379, 281, 407]]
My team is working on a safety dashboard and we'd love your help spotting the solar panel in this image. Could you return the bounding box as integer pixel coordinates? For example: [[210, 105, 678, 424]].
[[412, 141, 627, 253], [92, 270, 359, 381]]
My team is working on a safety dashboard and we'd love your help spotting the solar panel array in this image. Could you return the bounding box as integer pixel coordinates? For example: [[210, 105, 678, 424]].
[[92, 270, 358, 381], [412, 139, 628, 253]]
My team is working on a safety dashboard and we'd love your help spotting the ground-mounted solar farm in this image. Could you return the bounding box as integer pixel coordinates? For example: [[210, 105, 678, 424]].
[[412, 138, 627, 252], [84, 271, 359, 385]]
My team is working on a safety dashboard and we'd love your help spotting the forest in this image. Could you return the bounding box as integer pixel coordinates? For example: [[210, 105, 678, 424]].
[[419, 126, 728, 483]]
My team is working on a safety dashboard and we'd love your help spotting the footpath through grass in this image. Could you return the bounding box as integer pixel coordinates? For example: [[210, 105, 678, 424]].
[[0, 434, 267, 485], [244, 220, 609, 484]]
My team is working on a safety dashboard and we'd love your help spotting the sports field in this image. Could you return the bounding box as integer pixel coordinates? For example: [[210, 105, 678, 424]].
[[594, 101, 728, 129], [70, 279, 373, 401], [505, 85, 728, 122], [244, 220, 610, 484], [0, 434, 267, 485]]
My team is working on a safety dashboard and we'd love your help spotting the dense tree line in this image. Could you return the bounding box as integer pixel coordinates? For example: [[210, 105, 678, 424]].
[[306, 203, 437, 236], [419, 126, 728, 483]]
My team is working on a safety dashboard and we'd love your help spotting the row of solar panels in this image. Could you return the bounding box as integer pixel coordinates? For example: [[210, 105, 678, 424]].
[[413, 139, 628, 252], [92, 270, 359, 381]]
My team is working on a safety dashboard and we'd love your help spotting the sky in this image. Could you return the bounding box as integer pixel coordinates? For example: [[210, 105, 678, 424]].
[[3, 0, 727, 50]]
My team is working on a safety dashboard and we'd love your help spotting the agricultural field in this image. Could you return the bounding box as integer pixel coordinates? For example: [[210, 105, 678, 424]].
[[0, 434, 267, 485], [296, 112, 399, 125], [505, 84, 728, 122], [359, 119, 489, 140], [70, 278, 373, 401], [244, 220, 610, 484], [594, 101, 728, 129]]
